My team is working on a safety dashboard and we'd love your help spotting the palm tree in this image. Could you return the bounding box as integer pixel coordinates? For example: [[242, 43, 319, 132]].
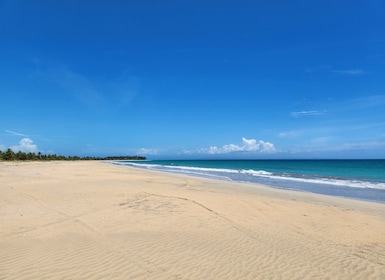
[[16, 151, 27, 160], [4, 148, 16, 161]]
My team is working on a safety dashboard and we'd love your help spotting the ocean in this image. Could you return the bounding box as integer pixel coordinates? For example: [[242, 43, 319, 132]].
[[114, 160, 385, 204]]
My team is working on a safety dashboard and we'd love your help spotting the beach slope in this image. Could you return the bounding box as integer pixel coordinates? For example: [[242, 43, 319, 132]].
[[1, 161, 384, 279]]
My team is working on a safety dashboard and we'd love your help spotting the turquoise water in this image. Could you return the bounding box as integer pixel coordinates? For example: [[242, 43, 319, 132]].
[[115, 160, 385, 203]]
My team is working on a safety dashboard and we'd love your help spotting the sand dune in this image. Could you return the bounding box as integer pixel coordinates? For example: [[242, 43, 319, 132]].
[[1, 161, 385, 279]]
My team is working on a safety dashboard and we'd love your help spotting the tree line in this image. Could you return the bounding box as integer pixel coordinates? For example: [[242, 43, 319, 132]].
[[0, 148, 146, 161]]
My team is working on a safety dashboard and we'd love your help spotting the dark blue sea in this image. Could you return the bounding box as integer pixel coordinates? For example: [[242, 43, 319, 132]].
[[114, 160, 385, 204]]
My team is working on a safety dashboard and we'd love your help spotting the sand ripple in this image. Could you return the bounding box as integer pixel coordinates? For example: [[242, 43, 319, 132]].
[[1, 161, 385, 279]]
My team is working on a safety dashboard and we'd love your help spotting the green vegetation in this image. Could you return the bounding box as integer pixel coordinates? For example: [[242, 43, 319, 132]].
[[0, 148, 146, 161]]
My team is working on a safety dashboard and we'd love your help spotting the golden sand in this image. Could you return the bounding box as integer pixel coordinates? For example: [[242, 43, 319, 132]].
[[1, 161, 384, 279]]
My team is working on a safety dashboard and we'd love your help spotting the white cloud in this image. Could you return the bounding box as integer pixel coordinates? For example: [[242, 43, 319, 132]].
[[331, 69, 364, 75], [310, 137, 334, 144], [34, 64, 104, 108], [305, 66, 364, 76], [5, 130, 28, 137], [347, 95, 385, 110], [291, 110, 325, 117], [278, 130, 304, 138], [198, 137, 276, 154], [331, 141, 385, 151], [10, 138, 38, 153], [138, 148, 158, 155]]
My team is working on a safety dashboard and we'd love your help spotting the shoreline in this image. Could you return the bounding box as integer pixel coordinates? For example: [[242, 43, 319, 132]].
[[1, 161, 385, 279], [115, 162, 385, 212], [112, 160, 385, 205]]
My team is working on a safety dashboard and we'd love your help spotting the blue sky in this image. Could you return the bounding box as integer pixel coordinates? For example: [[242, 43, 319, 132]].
[[1, 0, 385, 159]]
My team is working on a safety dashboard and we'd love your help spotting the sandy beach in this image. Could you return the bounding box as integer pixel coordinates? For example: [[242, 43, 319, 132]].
[[1, 161, 384, 279]]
